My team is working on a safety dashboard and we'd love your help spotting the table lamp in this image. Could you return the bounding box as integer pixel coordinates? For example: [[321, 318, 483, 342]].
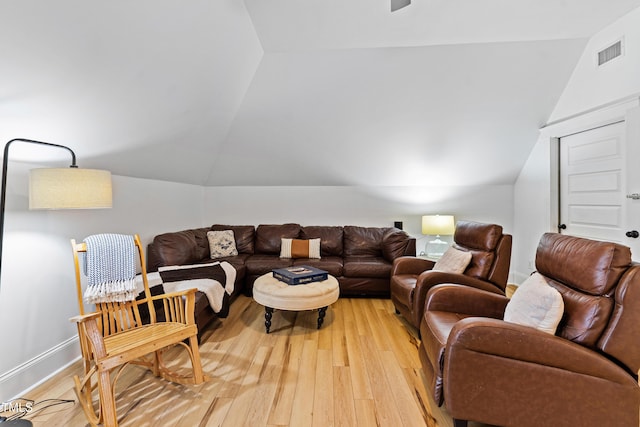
[[422, 214, 455, 258]]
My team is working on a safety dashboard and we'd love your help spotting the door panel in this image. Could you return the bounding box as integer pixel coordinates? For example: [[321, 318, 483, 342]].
[[560, 122, 626, 243]]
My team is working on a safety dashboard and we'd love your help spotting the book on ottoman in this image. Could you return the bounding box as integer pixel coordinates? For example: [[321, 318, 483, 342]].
[[272, 265, 329, 285]]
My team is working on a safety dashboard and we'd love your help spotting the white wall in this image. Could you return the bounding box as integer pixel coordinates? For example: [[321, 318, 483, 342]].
[[0, 165, 204, 401], [513, 6, 640, 283], [512, 136, 555, 283], [549, 7, 640, 122], [204, 185, 514, 254]]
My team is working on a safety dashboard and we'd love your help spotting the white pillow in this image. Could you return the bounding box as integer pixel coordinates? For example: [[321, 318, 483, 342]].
[[280, 238, 321, 259], [432, 247, 472, 274], [503, 272, 564, 335], [207, 230, 238, 259]]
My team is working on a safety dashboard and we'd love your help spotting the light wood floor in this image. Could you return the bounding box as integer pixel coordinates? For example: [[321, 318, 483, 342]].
[[19, 296, 492, 427]]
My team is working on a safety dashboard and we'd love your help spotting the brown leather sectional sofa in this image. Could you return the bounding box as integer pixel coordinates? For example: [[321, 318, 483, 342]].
[[147, 223, 416, 332]]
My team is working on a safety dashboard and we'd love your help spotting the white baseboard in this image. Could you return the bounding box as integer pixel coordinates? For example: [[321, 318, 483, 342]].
[[0, 336, 81, 402]]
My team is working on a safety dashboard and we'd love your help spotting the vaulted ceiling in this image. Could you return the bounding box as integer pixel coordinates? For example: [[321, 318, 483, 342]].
[[2, 1, 640, 186]]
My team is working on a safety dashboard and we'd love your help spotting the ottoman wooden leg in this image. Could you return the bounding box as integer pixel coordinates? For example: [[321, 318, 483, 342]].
[[265, 307, 273, 333], [317, 306, 328, 329]]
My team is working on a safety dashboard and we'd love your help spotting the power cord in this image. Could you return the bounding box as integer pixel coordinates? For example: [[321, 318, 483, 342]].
[[1, 398, 74, 423]]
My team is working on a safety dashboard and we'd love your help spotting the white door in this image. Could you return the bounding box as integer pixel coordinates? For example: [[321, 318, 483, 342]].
[[559, 121, 631, 244], [625, 109, 640, 259]]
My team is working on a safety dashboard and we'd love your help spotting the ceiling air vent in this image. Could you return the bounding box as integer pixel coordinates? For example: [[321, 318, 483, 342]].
[[597, 40, 623, 66]]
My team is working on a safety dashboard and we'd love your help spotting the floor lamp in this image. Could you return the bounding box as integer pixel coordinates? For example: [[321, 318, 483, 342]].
[[0, 138, 112, 426]]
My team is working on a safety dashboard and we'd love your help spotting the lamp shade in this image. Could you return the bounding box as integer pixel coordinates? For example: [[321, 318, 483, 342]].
[[422, 215, 455, 236], [29, 168, 112, 209]]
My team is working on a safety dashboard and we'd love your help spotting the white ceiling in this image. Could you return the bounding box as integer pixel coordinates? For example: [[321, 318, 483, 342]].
[[2, 1, 640, 186]]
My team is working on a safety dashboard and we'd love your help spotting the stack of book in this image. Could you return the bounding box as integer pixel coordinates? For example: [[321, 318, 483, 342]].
[[272, 266, 329, 285]]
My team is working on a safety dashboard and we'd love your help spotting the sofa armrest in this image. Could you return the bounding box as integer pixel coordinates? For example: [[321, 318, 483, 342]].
[[443, 317, 640, 427], [391, 256, 435, 276], [448, 317, 636, 383], [425, 284, 509, 319], [414, 272, 506, 321]]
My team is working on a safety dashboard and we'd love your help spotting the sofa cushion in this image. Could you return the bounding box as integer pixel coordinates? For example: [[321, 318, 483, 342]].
[[211, 224, 255, 254], [504, 273, 564, 335], [246, 254, 293, 276], [433, 247, 472, 274], [343, 226, 385, 257], [280, 238, 321, 259], [255, 224, 301, 255], [343, 256, 391, 278], [292, 257, 343, 277], [207, 230, 238, 258], [300, 226, 344, 256]]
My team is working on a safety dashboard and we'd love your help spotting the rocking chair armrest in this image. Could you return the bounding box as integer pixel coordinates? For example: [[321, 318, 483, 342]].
[[154, 288, 198, 300], [69, 312, 108, 358], [151, 288, 198, 325], [69, 311, 102, 324]]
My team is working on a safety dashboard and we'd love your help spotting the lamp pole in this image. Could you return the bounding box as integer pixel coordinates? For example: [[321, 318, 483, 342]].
[[0, 138, 78, 288]]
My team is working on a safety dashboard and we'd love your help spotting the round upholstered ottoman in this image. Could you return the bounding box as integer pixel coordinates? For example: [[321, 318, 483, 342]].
[[253, 272, 340, 333]]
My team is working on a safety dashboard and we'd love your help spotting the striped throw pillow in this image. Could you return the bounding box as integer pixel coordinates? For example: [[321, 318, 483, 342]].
[[280, 238, 321, 259]]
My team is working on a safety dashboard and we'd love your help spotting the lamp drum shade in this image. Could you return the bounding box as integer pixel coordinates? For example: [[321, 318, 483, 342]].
[[422, 215, 455, 236], [29, 168, 112, 209]]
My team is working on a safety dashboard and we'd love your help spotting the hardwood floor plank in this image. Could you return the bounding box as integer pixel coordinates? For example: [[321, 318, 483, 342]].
[[376, 301, 422, 369], [312, 349, 334, 427], [362, 299, 391, 351], [317, 305, 334, 351], [359, 335, 404, 426], [354, 399, 378, 427], [219, 344, 269, 426], [402, 367, 440, 427], [344, 325, 373, 400], [379, 351, 428, 427], [333, 366, 357, 427], [226, 345, 279, 427], [288, 339, 318, 427], [19, 295, 487, 427], [267, 328, 304, 425], [330, 299, 348, 367]]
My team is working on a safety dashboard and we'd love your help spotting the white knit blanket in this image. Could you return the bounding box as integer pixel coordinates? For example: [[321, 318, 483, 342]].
[[83, 234, 138, 304]]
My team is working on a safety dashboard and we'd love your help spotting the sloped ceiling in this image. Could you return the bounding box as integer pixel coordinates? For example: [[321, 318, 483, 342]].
[[2, 1, 640, 186]]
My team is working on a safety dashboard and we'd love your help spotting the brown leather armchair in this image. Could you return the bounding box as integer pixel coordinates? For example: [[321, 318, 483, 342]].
[[420, 233, 640, 427], [390, 221, 512, 329]]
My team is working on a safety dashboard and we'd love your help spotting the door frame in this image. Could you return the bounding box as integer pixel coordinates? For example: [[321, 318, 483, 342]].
[[539, 96, 640, 237]]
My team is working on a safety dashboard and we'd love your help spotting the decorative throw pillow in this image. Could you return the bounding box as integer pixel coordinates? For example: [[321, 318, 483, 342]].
[[503, 272, 564, 335], [207, 230, 238, 259], [432, 247, 472, 274], [280, 238, 321, 259]]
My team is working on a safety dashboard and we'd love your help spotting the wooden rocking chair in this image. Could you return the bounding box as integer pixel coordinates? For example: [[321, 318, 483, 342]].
[[70, 234, 208, 427]]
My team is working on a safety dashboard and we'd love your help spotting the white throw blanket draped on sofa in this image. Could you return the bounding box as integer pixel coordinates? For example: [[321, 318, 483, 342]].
[[157, 261, 236, 316]]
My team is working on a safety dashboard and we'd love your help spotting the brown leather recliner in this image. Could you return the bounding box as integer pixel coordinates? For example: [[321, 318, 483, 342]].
[[420, 233, 640, 427], [390, 220, 512, 329]]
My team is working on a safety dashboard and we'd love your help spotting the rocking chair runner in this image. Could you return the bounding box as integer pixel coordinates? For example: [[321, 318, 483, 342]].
[[70, 234, 208, 427]]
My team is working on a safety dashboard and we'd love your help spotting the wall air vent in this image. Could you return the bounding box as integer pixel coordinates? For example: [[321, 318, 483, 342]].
[[597, 40, 623, 66]]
